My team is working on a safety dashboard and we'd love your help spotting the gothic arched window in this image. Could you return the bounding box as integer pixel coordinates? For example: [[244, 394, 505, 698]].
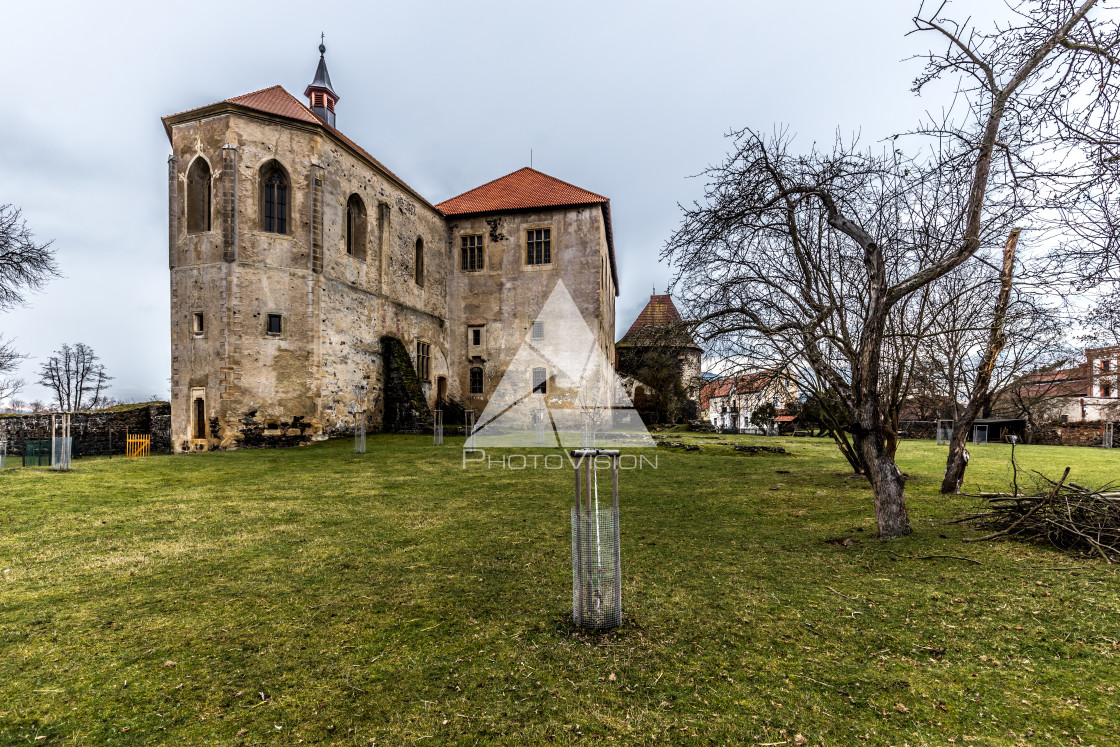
[[186, 157, 211, 233], [260, 162, 290, 234], [346, 194, 367, 259], [414, 237, 425, 287]]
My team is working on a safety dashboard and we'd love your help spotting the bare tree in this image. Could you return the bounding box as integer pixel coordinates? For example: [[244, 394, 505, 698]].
[[36, 343, 113, 412], [0, 205, 57, 406], [0, 337, 23, 406], [941, 229, 1021, 492], [0, 205, 57, 312], [667, 0, 1118, 539]]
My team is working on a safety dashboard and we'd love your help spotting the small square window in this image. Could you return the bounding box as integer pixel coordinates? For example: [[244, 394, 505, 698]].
[[267, 314, 283, 335], [192, 312, 204, 335], [531, 321, 543, 340]]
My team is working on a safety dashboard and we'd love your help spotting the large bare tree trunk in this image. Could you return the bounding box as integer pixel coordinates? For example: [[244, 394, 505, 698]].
[[942, 228, 1020, 494], [855, 429, 911, 538]]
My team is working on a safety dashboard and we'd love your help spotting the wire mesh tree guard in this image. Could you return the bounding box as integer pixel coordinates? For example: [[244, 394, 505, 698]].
[[936, 419, 954, 445], [0, 438, 7, 470], [352, 383, 368, 454], [973, 424, 989, 445], [1104, 423, 1114, 449], [433, 408, 444, 446], [464, 409, 477, 452], [571, 449, 622, 631], [533, 408, 548, 446], [51, 413, 72, 472]]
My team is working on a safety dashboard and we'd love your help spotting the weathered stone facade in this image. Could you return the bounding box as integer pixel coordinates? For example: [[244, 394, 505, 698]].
[[163, 63, 617, 452]]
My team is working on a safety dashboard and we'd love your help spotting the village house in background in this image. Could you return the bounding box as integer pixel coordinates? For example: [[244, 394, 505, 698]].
[[162, 45, 618, 452], [997, 344, 1120, 432], [701, 371, 799, 434], [614, 293, 702, 424]]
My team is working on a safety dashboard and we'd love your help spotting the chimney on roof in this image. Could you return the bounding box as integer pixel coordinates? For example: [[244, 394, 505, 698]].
[[304, 36, 339, 127]]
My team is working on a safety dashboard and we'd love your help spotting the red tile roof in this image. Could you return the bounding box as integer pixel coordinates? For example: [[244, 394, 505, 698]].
[[617, 294, 695, 346], [226, 85, 322, 124], [435, 167, 608, 216]]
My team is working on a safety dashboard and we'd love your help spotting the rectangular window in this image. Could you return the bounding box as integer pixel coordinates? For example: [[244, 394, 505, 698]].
[[469, 367, 484, 395], [191, 388, 207, 440], [1104, 360, 1112, 372], [266, 314, 283, 335], [532, 367, 547, 395], [468, 326, 484, 351], [461, 235, 484, 272], [531, 321, 544, 340], [526, 228, 551, 265], [1104, 382, 1113, 398], [416, 341, 431, 381], [193, 312, 204, 335]]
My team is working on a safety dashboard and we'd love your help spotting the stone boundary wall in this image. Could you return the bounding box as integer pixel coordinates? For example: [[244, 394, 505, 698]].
[[0, 402, 171, 456], [1032, 421, 1116, 447]]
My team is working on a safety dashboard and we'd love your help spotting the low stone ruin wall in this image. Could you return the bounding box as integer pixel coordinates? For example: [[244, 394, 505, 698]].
[[1032, 421, 1115, 447], [0, 402, 172, 456]]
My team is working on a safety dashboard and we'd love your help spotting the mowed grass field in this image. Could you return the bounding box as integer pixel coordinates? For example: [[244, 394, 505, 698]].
[[1, 434, 1119, 746]]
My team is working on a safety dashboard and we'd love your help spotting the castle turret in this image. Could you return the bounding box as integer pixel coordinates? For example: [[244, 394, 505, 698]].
[[304, 39, 339, 127]]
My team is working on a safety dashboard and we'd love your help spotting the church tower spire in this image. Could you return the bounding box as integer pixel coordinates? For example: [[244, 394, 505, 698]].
[[305, 35, 339, 127]]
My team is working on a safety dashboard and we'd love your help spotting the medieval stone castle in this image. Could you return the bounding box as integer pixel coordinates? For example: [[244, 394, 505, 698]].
[[163, 46, 618, 451]]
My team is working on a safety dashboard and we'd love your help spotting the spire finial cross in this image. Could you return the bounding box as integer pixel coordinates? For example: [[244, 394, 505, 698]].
[[319, 32, 326, 55]]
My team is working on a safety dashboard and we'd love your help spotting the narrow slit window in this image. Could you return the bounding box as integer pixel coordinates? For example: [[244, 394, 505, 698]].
[[193, 395, 206, 439], [415, 237, 425, 286], [532, 367, 547, 395], [193, 312, 204, 335], [416, 341, 431, 381]]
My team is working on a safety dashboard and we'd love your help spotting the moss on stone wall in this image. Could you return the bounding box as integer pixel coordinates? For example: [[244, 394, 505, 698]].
[[380, 336, 432, 433]]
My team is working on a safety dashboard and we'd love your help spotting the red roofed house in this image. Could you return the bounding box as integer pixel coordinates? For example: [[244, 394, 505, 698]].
[[700, 372, 798, 433], [162, 45, 618, 451]]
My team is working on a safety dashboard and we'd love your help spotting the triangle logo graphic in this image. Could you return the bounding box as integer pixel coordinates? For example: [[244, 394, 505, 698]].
[[472, 280, 655, 449]]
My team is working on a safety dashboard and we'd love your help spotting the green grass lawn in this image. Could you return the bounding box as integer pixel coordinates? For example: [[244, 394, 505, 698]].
[[1, 435, 1118, 746]]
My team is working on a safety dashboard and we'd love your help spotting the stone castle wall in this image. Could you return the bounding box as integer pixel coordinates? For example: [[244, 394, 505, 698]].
[[0, 403, 172, 456]]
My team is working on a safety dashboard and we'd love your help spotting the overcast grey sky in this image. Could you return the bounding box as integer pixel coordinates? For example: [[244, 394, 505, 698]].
[[0, 0, 1009, 404]]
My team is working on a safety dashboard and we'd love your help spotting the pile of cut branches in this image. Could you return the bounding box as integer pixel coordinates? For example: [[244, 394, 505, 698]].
[[957, 465, 1120, 562]]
